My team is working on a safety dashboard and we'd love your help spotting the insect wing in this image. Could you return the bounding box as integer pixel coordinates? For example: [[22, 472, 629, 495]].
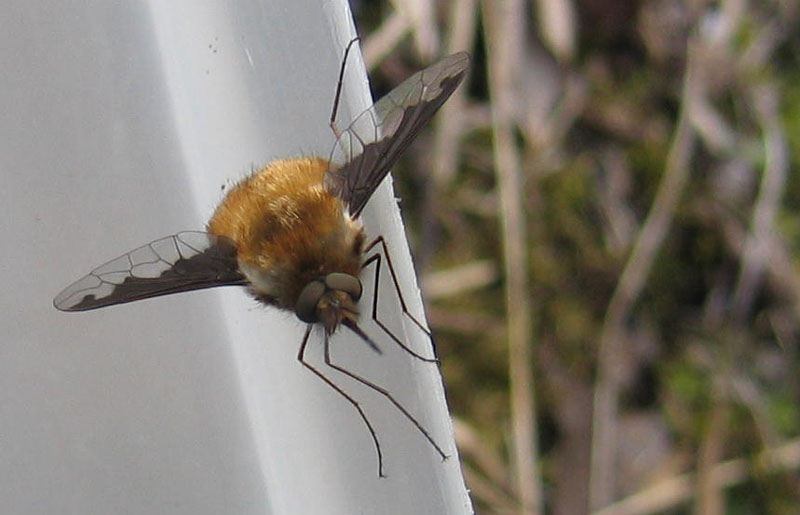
[[54, 232, 246, 311], [325, 52, 470, 218]]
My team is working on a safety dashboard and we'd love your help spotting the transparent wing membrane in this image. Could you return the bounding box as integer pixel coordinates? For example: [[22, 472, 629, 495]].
[[54, 232, 245, 311], [325, 52, 470, 218]]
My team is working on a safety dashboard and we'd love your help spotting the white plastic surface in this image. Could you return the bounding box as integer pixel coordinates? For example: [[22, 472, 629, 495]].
[[0, 1, 471, 514]]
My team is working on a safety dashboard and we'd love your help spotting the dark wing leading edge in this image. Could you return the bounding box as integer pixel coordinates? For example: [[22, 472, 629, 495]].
[[53, 232, 247, 311], [324, 52, 470, 219]]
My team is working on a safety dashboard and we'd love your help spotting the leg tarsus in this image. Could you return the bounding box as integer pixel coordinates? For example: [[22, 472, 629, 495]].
[[362, 236, 438, 363], [297, 325, 386, 478], [329, 37, 361, 140], [324, 335, 449, 462]]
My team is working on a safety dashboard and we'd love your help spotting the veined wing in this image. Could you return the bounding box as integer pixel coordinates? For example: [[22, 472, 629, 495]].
[[54, 232, 246, 311], [324, 52, 470, 219]]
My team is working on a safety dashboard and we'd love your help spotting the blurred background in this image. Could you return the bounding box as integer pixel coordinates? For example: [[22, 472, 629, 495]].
[[350, 0, 800, 513]]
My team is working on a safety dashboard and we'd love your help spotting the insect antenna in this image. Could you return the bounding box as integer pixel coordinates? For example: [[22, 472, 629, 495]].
[[323, 326, 450, 465], [297, 325, 386, 477], [362, 236, 439, 364], [329, 37, 360, 140]]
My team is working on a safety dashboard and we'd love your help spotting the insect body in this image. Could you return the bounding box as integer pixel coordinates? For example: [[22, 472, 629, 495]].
[[54, 47, 470, 476], [207, 156, 366, 333]]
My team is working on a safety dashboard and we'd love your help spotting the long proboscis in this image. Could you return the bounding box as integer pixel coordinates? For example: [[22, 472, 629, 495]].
[[342, 318, 382, 355]]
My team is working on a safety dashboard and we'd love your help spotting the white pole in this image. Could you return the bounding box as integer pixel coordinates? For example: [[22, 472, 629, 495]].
[[3, 0, 471, 513]]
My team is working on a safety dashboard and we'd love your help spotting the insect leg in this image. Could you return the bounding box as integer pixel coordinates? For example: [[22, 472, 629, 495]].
[[324, 332, 449, 463], [362, 236, 438, 363], [297, 325, 386, 477], [329, 37, 361, 140]]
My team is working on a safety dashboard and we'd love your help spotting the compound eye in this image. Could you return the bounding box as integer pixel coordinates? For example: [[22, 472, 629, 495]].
[[325, 272, 362, 301], [295, 280, 326, 323]]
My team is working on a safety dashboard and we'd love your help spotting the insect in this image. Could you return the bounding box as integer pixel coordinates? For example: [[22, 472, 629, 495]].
[[54, 41, 470, 477]]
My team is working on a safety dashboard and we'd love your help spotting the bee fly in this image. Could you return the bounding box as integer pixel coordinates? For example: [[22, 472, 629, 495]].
[[54, 40, 470, 477]]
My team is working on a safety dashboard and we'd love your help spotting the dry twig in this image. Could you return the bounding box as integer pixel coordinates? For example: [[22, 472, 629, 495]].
[[482, 0, 542, 513]]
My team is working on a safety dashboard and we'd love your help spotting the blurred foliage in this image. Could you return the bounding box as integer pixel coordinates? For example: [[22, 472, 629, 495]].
[[356, 0, 800, 513]]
